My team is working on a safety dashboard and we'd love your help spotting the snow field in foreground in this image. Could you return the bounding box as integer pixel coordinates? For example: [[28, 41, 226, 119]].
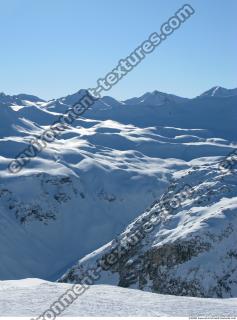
[[0, 279, 236, 317]]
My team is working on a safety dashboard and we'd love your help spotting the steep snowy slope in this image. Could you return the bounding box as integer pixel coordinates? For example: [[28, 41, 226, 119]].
[[0, 88, 236, 282], [0, 279, 236, 316], [60, 158, 237, 298]]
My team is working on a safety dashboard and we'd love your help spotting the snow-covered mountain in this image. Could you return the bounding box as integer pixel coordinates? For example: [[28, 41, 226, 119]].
[[0, 87, 237, 293], [0, 92, 45, 106], [60, 159, 237, 298], [123, 90, 188, 106], [199, 86, 237, 98]]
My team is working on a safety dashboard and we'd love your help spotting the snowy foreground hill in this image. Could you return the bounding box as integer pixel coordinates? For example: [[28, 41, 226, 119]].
[[0, 279, 237, 317], [0, 86, 237, 305]]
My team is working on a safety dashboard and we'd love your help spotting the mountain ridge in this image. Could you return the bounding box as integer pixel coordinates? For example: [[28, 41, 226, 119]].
[[1, 86, 237, 108]]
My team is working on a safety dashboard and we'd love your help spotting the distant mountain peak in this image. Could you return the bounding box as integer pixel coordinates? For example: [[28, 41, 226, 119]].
[[55, 89, 90, 105], [124, 90, 187, 106], [151, 90, 167, 96], [200, 86, 237, 98], [0, 92, 44, 106], [14, 94, 45, 103]]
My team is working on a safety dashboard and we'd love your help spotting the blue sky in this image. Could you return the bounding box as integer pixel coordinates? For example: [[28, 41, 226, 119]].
[[0, 0, 236, 100]]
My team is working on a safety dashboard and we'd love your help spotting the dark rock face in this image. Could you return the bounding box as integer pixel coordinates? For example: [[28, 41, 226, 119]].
[[0, 173, 78, 225]]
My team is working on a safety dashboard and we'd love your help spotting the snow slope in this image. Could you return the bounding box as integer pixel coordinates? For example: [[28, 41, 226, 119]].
[[0, 87, 237, 283], [0, 279, 236, 316], [60, 159, 237, 298]]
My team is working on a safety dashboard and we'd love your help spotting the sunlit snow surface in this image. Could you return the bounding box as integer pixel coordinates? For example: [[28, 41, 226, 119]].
[[0, 279, 236, 316]]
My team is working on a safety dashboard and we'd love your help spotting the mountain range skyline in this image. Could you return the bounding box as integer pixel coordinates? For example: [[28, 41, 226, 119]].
[[1, 85, 237, 104]]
